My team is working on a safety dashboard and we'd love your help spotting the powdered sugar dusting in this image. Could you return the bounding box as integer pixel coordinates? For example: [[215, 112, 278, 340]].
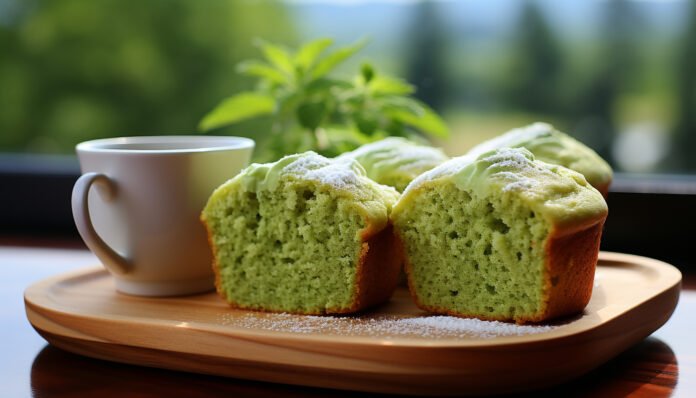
[[480, 147, 536, 171], [403, 148, 547, 195], [502, 179, 537, 192], [342, 138, 446, 165], [217, 313, 556, 339], [282, 153, 361, 190], [391, 146, 448, 171], [396, 316, 554, 338], [467, 122, 554, 157], [481, 148, 555, 194]]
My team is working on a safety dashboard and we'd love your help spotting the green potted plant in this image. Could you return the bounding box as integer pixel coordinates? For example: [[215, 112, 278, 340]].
[[199, 38, 448, 161]]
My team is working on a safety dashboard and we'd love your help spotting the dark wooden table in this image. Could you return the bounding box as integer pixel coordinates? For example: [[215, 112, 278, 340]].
[[2, 238, 694, 397]]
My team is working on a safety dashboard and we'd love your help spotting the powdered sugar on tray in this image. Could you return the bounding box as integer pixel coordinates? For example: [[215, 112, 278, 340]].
[[217, 313, 556, 339]]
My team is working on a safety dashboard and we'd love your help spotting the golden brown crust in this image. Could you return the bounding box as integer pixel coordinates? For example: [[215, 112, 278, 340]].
[[201, 217, 227, 303], [349, 223, 402, 313], [398, 214, 608, 324], [535, 219, 605, 323], [201, 217, 401, 315]]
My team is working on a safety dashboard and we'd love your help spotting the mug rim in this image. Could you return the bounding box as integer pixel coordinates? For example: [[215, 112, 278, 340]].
[[76, 135, 255, 154]]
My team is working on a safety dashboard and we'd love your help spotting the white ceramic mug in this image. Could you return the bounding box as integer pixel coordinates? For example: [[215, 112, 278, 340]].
[[72, 136, 254, 296]]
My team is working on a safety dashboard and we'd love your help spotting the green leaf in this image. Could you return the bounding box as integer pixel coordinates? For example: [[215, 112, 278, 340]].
[[385, 101, 449, 138], [369, 75, 415, 95], [199, 92, 275, 131], [323, 126, 369, 142], [379, 96, 425, 115], [318, 126, 372, 155], [353, 111, 378, 136], [311, 38, 368, 79], [255, 40, 294, 75], [361, 63, 375, 83], [236, 60, 287, 84], [296, 100, 327, 130], [305, 78, 353, 94], [295, 38, 333, 71], [276, 91, 303, 116]]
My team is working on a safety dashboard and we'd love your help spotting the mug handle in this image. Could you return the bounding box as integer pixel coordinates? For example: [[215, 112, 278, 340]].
[[71, 172, 132, 275]]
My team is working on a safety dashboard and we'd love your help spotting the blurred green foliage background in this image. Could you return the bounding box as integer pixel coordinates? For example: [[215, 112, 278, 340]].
[[0, 0, 296, 152], [1, 0, 696, 173]]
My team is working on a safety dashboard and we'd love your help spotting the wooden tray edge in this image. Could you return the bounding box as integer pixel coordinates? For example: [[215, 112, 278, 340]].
[[23, 252, 682, 396]]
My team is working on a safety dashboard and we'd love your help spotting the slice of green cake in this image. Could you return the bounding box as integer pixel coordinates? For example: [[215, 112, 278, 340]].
[[391, 147, 608, 323], [201, 152, 401, 314], [338, 137, 449, 192], [467, 123, 613, 196]]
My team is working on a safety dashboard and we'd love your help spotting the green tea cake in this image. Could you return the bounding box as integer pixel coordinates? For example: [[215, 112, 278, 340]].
[[467, 123, 613, 196], [201, 152, 401, 314], [391, 147, 608, 323], [338, 137, 449, 192]]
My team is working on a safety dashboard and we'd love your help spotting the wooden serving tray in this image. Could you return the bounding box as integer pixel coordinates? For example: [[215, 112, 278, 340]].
[[25, 252, 681, 396]]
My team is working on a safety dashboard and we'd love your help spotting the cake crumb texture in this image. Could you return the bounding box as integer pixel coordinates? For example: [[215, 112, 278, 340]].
[[392, 147, 608, 323], [202, 152, 400, 314]]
